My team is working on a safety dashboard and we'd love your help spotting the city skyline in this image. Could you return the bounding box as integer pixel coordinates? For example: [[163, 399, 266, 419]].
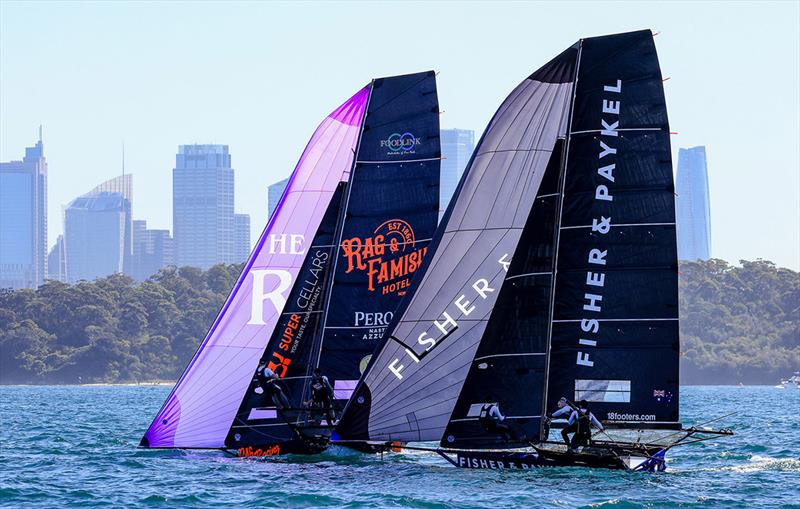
[[1, 2, 798, 269]]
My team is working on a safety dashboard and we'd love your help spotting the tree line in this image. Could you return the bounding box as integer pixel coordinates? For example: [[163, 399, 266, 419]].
[[0, 259, 797, 385]]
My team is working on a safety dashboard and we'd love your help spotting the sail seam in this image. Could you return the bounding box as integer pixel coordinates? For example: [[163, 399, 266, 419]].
[[560, 222, 675, 230], [570, 127, 663, 135], [356, 157, 442, 164], [552, 318, 678, 322]]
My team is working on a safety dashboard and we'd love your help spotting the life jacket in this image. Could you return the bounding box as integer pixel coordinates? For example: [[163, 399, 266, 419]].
[[576, 410, 592, 436], [311, 376, 332, 400], [478, 404, 496, 428]]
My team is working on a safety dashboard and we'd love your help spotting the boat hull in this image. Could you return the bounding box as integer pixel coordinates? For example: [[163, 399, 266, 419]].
[[440, 447, 667, 472]]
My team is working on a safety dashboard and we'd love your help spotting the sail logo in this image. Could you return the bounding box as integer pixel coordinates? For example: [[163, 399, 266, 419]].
[[341, 219, 427, 296], [380, 132, 420, 155], [268, 234, 305, 255], [387, 253, 509, 380], [238, 444, 281, 457], [575, 79, 622, 370]]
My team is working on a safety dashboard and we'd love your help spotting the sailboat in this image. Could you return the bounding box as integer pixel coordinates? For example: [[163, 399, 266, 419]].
[[334, 30, 732, 471], [140, 71, 441, 456]]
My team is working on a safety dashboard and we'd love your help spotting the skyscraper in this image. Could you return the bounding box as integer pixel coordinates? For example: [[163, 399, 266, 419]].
[[172, 144, 235, 269], [131, 220, 174, 281], [267, 177, 289, 219], [676, 146, 712, 261], [46, 235, 68, 283], [64, 182, 131, 283], [234, 213, 251, 263], [0, 133, 47, 289], [440, 128, 475, 216]]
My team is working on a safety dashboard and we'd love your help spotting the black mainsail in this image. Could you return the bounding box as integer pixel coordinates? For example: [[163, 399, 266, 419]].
[[337, 31, 685, 458]]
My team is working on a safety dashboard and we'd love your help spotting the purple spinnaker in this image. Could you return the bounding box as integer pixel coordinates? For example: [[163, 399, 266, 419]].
[[142, 86, 369, 448]]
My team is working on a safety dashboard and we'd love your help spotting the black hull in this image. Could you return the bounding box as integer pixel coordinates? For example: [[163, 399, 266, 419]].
[[440, 446, 667, 472]]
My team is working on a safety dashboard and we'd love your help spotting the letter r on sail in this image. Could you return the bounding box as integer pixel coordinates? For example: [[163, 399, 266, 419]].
[[248, 269, 293, 325]]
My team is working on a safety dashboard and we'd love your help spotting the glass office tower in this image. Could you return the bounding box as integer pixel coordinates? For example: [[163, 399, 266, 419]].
[[0, 135, 47, 289], [172, 145, 235, 269], [676, 146, 712, 261]]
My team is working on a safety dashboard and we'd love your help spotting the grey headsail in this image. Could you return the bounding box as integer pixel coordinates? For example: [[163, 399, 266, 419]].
[[337, 48, 576, 444]]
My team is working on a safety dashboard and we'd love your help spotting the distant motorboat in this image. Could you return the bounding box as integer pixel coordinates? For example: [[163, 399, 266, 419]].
[[777, 371, 799, 388]]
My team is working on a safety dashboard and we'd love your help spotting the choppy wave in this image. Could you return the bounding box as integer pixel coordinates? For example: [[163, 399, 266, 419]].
[[1, 385, 799, 508]]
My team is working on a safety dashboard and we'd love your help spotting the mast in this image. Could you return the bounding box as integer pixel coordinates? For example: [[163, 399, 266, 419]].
[[539, 39, 583, 441], [308, 78, 375, 383]]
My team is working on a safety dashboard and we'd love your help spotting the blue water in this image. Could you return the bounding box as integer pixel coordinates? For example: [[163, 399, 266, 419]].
[[1, 386, 798, 508]]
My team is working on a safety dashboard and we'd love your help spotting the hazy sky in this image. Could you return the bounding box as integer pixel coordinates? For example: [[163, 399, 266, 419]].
[[1, 1, 798, 270]]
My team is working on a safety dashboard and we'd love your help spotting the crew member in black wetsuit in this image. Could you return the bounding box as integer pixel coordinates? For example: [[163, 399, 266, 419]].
[[305, 368, 336, 425], [478, 399, 515, 443], [561, 400, 604, 452], [255, 365, 291, 410]]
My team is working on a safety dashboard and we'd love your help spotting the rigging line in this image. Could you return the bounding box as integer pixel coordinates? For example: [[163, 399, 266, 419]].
[[540, 40, 582, 442], [505, 271, 552, 281], [309, 79, 375, 398]]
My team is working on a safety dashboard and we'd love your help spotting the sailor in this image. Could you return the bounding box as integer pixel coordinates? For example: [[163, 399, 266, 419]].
[[561, 400, 604, 452], [305, 368, 336, 425], [255, 364, 291, 410], [549, 397, 574, 420], [478, 399, 515, 442], [543, 396, 574, 439]]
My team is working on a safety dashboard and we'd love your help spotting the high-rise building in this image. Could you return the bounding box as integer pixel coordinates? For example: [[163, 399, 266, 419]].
[[46, 234, 68, 283], [440, 128, 475, 216], [131, 220, 174, 281], [234, 213, 251, 263], [0, 133, 48, 289], [64, 179, 131, 283], [676, 146, 712, 261], [173, 144, 235, 269], [267, 177, 289, 219]]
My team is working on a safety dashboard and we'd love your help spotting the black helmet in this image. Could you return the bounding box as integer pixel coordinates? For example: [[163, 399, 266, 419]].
[[579, 400, 589, 409]]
